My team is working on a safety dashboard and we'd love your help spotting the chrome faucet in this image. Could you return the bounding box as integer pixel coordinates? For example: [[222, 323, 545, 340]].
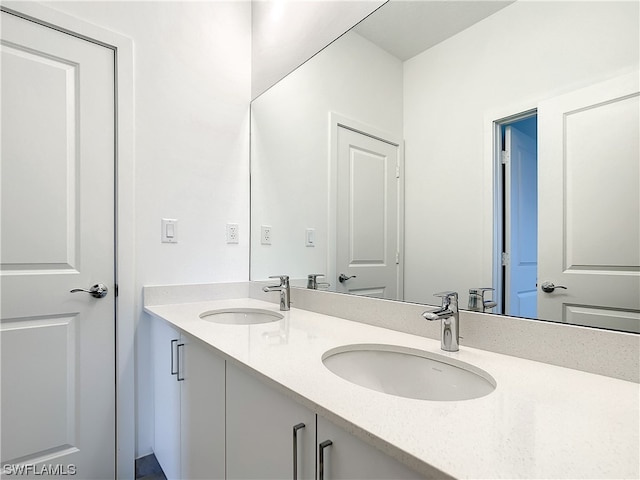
[[422, 291, 459, 352], [262, 275, 290, 311], [468, 287, 497, 312], [307, 274, 330, 290]]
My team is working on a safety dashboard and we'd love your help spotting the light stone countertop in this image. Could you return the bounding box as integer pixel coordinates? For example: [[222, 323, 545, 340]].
[[144, 297, 640, 479]]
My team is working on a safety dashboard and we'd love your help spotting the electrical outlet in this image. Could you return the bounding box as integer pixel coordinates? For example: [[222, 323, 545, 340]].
[[261, 225, 272, 245], [226, 223, 239, 244]]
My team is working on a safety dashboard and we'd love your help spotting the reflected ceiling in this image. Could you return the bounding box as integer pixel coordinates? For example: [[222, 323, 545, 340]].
[[354, 0, 514, 60]]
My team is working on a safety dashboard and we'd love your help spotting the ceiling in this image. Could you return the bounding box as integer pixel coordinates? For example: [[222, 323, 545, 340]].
[[353, 0, 515, 61]]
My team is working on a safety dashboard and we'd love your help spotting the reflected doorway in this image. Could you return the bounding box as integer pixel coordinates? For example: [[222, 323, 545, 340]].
[[496, 112, 538, 318]]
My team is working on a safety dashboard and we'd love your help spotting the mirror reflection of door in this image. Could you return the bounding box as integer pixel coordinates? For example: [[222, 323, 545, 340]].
[[501, 115, 538, 318], [335, 125, 402, 300], [537, 73, 640, 333]]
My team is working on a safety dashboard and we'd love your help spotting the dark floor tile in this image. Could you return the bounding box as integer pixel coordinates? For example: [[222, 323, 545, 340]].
[[135, 454, 166, 479]]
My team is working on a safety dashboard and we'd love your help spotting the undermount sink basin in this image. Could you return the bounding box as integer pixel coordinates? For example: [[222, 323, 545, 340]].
[[322, 344, 496, 401], [199, 308, 284, 325]]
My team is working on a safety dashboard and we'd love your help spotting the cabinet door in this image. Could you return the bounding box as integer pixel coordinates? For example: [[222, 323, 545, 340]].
[[317, 416, 423, 479], [180, 334, 226, 480], [226, 362, 316, 479], [152, 319, 181, 479]]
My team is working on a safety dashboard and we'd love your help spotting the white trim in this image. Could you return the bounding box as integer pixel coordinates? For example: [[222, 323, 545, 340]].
[[1, 3, 136, 478], [328, 112, 405, 300]]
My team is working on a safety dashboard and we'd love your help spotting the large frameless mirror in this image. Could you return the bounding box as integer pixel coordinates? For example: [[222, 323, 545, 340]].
[[250, 0, 640, 333]]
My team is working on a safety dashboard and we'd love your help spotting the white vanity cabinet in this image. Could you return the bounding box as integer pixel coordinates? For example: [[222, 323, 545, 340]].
[[226, 360, 423, 480], [226, 362, 316, 479], [152, 319, 225, 480]]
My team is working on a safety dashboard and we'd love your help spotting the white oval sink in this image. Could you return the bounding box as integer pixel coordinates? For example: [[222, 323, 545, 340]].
[[322, 344, 496, 401], [199, 308, 283, 325]]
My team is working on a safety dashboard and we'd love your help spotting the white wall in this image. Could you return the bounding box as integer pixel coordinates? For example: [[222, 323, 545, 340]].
[[251, 0, 384, 99], [251, 31, 403, 285], [44, 0, 251, 458], [403, 0, 639, 305]]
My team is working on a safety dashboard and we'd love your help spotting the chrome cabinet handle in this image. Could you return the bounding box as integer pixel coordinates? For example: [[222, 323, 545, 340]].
[[318, 440, 332, 480], [176, 343, 185, 381], [338, 274, 356, 283], [170, 339, 178, 375], [292, 423, 305, 479], [541, 281, 568, 293], [70, 283, 108, 298]]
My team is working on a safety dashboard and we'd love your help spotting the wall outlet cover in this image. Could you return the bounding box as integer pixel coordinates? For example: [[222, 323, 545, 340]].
[[226, 223, 239, 244], [261, 225, 272, 245]]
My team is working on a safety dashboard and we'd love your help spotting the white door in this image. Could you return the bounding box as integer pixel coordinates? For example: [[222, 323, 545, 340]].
[[504, 124, 538, 318], [336, 126, 401, 300], [1, 10, 116, 477], [537, 72, 640, 332]]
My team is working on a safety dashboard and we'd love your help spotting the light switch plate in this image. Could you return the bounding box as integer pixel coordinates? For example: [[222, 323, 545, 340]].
[[161, 218, 178, 243], [305, 228, 315, 247]]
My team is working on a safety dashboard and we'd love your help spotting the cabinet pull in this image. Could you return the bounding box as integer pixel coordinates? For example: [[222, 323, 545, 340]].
[[292, 423, 305, 480], [170, 339, 178, 375], [176, 343, 185, 381], [318, 440, 332, 480]]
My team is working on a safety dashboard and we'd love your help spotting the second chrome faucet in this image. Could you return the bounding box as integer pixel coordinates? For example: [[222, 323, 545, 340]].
[[422, 291, 459, 352], [262, 275, 291, 311]]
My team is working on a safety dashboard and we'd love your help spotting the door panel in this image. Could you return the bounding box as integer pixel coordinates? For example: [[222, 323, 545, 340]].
[[1, 11, 115, 477], [505, 124, 538, 318], [538, 72, 640, 332], [336, 127, 400, 299], [1, 316, 78, 463]]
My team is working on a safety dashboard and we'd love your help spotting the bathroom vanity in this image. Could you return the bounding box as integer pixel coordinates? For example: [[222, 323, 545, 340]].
[[144, 283, 639, 479]]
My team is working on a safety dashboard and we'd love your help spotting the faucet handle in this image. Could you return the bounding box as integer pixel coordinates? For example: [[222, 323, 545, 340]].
[[469, 287, 494, 301], [269, 275, 289, 285], [433, 291, 458, 307], [433, 291, 458, 309], [268, 275, 289, 286]]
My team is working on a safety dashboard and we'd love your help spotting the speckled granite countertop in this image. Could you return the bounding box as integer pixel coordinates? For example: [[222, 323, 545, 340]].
[[145, 296, 639, 479]]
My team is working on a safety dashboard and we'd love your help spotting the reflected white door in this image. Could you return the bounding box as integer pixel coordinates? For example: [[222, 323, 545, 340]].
[[537, 72, 640, 332], [336, 126, 401, 299], [1, 11, 115, 477], [504, 124, 538, 318]]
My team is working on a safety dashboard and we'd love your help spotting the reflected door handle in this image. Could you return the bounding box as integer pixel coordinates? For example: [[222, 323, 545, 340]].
[[541, 282, 567, 293], [338, 274, 356, 283], [70, 283, 108, 298]]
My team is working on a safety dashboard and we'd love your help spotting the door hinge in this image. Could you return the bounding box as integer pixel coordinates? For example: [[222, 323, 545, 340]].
[[396, 251, 400, 264], [501, 252, 509, 266], [501, 150, 510, 165], [395, 164, 400, 179]]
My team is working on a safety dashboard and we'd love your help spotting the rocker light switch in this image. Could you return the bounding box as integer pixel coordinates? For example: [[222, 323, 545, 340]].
[[162, 218, 178, 243], [305, 228, 315, 247]]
